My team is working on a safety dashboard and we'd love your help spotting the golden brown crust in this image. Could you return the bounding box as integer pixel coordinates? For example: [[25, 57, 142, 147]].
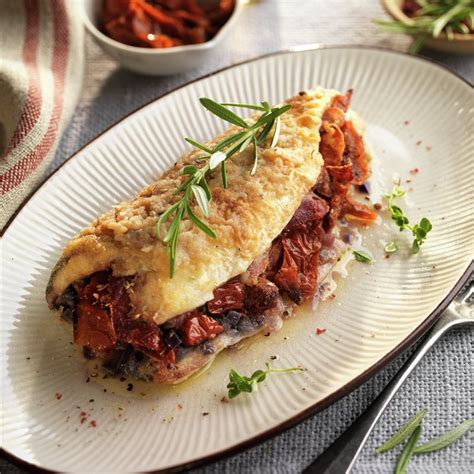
[[46, 88, 339, 324]]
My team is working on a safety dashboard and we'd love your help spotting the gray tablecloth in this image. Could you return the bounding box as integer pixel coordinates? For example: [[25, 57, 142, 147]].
[[2, 1, 473, 473]]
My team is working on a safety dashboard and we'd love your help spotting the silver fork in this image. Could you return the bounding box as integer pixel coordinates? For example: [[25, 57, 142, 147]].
[[303, 275, 474, 474]]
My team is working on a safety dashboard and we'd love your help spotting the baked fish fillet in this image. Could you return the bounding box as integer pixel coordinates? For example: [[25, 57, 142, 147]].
[[46, 87, 376, 384]]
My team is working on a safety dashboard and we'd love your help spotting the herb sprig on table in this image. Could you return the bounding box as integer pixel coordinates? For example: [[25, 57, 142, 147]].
[[385, 186, 432, 254], [156, 99, 292, 277], [375, 1, 474, 54], [227, 362, 303, 399], [376, 410, 474, 474]]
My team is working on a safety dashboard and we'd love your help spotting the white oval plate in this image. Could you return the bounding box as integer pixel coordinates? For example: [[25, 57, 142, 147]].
[[1, 47, 473, 473]]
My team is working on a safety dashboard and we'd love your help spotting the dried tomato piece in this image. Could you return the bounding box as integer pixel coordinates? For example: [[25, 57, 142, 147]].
[[322, 107, 346, 127], [207, 281, 244, 314], [81, 271, 110, 305], [274, 231, 321, 304], [182, 315, 224, 346], [327, 192, 344, 230], [103, 0, 131, 21], [330, 90, 353, 112], [119, 320, 162, 353], [326, 163, 353, 183], [342, 197, 377, 223], [319, 122, 345, 166], [163, 348, 176, 365], [284, 194, 329, 233], [328, 181, 376, 225], [245, 279, 279, 315], [108, 277, 131, 324], [342, 121, 370, 185], [74, 302, 117, 354], [313, 166, 332, 199]]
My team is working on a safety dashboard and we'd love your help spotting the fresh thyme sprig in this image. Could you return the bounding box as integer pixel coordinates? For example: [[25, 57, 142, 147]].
[[375, 0, 474, 54], [227, 362, 303, 399], [385, 186, 432, 254], [156, 98, 292, 277]]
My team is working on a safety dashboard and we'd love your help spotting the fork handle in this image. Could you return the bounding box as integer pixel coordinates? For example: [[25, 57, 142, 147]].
[[302, 305, 466, 474]]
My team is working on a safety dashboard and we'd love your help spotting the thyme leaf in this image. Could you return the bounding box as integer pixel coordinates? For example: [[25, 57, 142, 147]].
[[385, 186, 432, 254], [353, 249, 374, 263], [227, 362, 303, 399]]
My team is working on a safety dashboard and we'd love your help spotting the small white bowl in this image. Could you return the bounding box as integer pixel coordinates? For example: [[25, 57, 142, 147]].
[[82, 0, 243, 76]]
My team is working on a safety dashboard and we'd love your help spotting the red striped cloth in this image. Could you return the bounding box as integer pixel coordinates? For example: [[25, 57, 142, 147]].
[[0, 0, 83, 229]]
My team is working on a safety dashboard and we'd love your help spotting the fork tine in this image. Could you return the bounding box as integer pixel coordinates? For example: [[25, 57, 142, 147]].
[[455, 280, 473, 306]]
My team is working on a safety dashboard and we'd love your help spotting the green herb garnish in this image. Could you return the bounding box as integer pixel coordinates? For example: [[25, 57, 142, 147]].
[[156, 99, 292, 277], [353, 249, 374, 263], [384, 241, 399, 254], [385, 186, 432, 254], [413, 418, 474, 454], [394, 425, 422, 474], [375, 1, 474, 54], [376, 413, 473, 472], [227, 362, 303, 399], [376, 409, 427, 453]]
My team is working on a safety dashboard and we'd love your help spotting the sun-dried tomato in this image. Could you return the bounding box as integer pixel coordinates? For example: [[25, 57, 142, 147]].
[[327, 181, 376, 226], [75, 271, 165, 356], [322, 107, 346, 127], [342, 120, 370, 185], [108, 277, 132, 324], [207, 281, 244, 314], [119, 320, 162, 353], [342, 197, 377, 223], [81, 271, 110, 305], [74, 302, 117, 354], [330, 90, 353, 112], [284, 194, 329, 233], [101, 0, 235, 48], [182, 314, 224, 346], [163, 347, 176, 365], [319, 122, 345, 166], [313, 166, 332, 199], [326, 163, 353, 183], [274, 230, 321, 304], [245, 279, 279, 315]]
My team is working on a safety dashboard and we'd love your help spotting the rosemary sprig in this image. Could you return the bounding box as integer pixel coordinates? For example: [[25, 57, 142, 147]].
[[156, 98, 292, 277], [227, 362, 303, 399], [376, 410, 428, 453], [375, 0, 474, 54], [377, 414, 474, 472], [413, 418, 474, 454], [394, 425, 422, 474], [385, 186, 432, 254]]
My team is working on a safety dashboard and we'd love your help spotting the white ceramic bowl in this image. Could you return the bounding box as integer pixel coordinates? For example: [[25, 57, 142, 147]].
[[82, 0, 243, 75]]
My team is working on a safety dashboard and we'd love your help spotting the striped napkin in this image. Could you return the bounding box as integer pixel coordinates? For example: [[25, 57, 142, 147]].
[[0, 0, 84, 229]]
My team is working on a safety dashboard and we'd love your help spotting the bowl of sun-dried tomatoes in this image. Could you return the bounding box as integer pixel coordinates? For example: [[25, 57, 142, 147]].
[[83, 0, 242, 75]]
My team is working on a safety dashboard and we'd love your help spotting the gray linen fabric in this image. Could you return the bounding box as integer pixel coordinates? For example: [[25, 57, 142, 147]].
[[2, 0, 473, 472]]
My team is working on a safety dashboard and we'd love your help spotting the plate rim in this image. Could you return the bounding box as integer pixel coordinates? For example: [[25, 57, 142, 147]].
[[1, 45, 473, 473]]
